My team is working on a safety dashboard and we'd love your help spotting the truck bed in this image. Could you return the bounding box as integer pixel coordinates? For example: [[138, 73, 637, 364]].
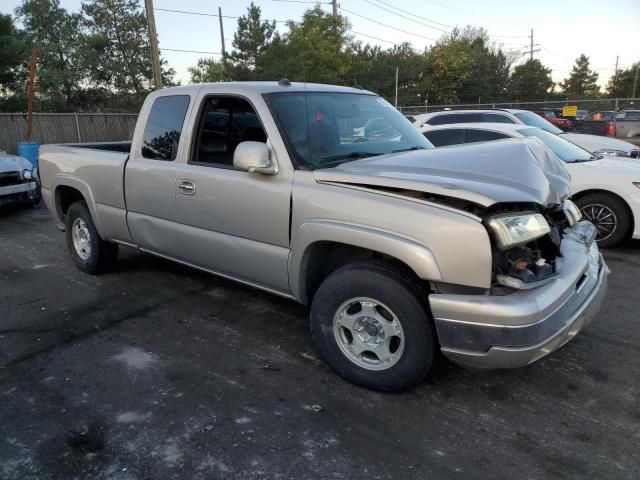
[[55, 141, 132, 153], [38, 144, 130, 239]]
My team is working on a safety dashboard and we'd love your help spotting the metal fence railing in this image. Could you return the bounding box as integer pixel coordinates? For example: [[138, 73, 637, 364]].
[[0, 113, 138, 155], [398, 98, 640, 137]]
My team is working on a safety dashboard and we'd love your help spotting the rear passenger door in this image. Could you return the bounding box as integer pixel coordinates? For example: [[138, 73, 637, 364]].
[[125, 94, 192, 253], [172, 95, 292, 294]]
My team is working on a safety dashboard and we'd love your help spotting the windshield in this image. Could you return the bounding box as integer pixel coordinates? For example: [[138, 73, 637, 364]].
[[518, 127, 594, 162], [266, 92, 433, 169], [514, 111, 563, 134]]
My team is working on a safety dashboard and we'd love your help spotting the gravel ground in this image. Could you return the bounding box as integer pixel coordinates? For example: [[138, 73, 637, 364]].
[[1, 204, 639, 480]]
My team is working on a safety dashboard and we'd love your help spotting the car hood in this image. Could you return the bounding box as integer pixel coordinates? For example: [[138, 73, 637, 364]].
[[0, 153, 32, 173], [587, 156, 640, 171], [560, 132, 637, 154], [314, 138, 571, 208]]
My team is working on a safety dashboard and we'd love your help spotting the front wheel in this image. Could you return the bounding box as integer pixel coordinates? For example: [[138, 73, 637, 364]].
[[575, 193, 630, 248], [310, 262, 436, 392], [65, 201, 118, 274]]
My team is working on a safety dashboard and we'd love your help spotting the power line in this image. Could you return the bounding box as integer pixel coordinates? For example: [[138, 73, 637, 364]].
[[162, 48, 222, 55], [339, 6, 437, 42], [366, 0, 454, 30], [361, 0, 530, 43], [349, 30, 399, 45], [363, 0, 449, 33]]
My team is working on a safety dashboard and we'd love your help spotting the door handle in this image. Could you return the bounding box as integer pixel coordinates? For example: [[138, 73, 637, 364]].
[[178, 180, 196, 195]]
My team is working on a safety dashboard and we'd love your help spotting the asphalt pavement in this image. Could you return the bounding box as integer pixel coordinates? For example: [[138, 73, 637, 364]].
[[1, 204, 639, 480]]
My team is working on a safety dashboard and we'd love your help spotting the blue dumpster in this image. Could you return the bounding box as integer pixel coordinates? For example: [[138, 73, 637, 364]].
[[17, 141, 40, 169]]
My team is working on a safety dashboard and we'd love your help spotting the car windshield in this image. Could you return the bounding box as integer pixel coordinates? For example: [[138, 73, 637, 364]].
[[514, 111, 563, 134], [518, 127, 595, 162], [266, 91, 433, 169]]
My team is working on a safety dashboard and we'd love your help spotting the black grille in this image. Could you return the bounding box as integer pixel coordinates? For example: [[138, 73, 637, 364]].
[[0, 171, 21, 187]]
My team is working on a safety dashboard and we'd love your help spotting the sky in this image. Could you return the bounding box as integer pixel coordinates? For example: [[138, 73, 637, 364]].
[[2, 0, 639, 93]]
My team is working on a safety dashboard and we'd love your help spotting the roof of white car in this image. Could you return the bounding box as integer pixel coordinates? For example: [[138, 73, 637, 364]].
[[419, 122, 533, 136]]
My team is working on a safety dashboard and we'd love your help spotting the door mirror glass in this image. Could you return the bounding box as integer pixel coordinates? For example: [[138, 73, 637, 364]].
[[233, 141, 277, 175]]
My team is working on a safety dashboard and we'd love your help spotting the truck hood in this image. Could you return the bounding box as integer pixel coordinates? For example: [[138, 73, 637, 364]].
[[314, 138, 571, 208], [559, 132, 637, 154]]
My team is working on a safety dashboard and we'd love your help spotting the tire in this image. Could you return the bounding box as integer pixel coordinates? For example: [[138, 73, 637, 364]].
[[574, 193, 630, 248], [310, 261, 435, 392], [65, 201, 118, 274]]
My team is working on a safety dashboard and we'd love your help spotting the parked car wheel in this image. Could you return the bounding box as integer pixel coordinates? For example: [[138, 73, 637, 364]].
[[310, 261, 435, 392], [575, 193, 630, 247], [65, 201, 118, 274]]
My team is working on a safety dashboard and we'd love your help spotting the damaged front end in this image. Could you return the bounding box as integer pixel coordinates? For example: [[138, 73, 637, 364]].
[[486, 199, 584, 293]]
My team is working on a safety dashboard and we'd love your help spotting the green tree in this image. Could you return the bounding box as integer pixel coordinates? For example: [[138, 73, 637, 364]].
[[0, 14, 28, 92], [424, 27, 510, 104], [275, 6, 354, 84], [349, 43, 429, 105], [227, 2, 275, 80], [16, 0, 88, 109], [189, 58, 225, 83], [507, 59, 554, 100], [82, 0, 175, 96], [606, 62, 640, 98], [559, 54, 600, 98]]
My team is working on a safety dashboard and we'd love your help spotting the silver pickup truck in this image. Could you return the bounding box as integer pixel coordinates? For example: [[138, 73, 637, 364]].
[[39, 82, 609, 391]]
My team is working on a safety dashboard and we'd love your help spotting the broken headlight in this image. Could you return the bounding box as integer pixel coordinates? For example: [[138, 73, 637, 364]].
[[487, 213, 550, 250], [562, 199, 582, 227]]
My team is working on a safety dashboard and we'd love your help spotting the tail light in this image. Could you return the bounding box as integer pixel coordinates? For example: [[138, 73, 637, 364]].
[[605, 122, 615, 137]]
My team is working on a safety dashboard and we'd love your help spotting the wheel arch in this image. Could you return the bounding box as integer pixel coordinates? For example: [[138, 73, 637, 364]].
[[53, 177, 106, 238], [289, 221, 442, 304], [571, 188, 635, 236]]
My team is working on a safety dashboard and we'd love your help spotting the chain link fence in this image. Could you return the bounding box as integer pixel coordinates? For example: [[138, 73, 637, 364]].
[[398, 98, 640, 137], [0, 113, 138, 155]]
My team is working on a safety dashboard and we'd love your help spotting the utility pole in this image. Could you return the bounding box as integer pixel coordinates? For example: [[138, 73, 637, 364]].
[[332, 0, 338, 17], [394, 67, 398, 107], [26, 48, 37, 142], [613, 55, 619, 93], [633, 63, 640, 99], [144, 0, 162, 90], [219, 7, 227, 77], [527, 28, 540, 61]]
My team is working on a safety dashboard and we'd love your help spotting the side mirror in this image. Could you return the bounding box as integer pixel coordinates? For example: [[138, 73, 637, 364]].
[[233, 141, 277, 175]]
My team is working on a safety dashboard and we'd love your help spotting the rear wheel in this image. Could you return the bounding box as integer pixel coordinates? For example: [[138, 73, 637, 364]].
[[65, 201, 118, 274], [575, 193, 630, 248], [310, 262, 435, 392]]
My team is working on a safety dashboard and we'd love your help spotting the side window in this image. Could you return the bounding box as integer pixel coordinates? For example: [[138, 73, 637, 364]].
[[427, 113, 481, 125], [141, 95, 190, 160], [191, 96, 267, 166], [482, 113, 516, 124], [466, 129, 511, 143], [423, 129, 466, 147]]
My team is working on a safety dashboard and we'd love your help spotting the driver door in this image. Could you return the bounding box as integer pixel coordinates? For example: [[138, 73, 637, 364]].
[[173, 95, 292, 294]]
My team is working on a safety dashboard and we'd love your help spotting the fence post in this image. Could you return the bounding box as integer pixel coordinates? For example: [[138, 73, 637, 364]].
[[74, 113, 81, 142]]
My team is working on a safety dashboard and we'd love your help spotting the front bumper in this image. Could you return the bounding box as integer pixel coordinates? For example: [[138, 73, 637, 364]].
[[0, 181, 38, 206], [429, 221, 609, 368]]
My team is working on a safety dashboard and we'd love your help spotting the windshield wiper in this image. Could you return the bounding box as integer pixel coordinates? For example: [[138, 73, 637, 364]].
[[391, 146, 427, 153], [320, 151, 383, 162]]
